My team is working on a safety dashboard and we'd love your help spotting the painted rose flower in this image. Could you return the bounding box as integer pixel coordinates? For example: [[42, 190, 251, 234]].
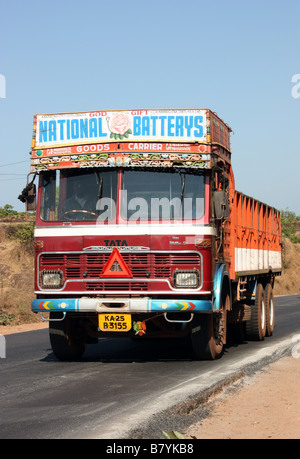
[[108, 113, 132, 139]]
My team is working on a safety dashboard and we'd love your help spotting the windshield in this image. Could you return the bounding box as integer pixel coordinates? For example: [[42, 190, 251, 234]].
[[40, 169, 118, 221], [39, 168, 205, 222], [121, 170, 205, 222]]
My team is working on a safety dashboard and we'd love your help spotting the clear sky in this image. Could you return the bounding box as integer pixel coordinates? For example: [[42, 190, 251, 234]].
[[1, 0, 300, 214]]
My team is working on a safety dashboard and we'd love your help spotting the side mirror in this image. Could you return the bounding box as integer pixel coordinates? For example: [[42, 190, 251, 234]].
[[26, 183, 36, 211], [18, 182, 36, 211], [214, 190, 230, 220]]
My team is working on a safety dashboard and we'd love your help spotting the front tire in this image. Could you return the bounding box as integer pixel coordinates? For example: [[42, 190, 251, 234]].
[[49, 313, 87, 361], [191, 296, 228, 360]]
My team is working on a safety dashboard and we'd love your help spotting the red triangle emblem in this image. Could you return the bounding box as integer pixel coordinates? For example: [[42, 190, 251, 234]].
[[100, 248, 133, 278]]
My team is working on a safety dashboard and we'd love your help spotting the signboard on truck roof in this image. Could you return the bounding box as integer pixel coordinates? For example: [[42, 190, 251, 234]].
[[33, 109, 231, 151], [30, 109, 232, 172]]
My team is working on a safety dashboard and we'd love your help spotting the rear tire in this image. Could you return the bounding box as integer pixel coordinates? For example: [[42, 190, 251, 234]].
[[49, 313, 87, 361], [265, 283, 275, 337], [246, 283, 266, 341]]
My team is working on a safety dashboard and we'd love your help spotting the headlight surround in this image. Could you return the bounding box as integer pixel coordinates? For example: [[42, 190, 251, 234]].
[[173, 270, 200, 288], [40, 270, 63, 289]]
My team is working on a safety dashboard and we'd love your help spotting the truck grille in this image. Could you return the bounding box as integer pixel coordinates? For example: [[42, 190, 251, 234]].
[[85, 281, 148, 291], [39, 252, 201, 291]]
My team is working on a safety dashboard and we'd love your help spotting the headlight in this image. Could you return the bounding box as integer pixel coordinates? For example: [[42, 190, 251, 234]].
[[173, 270, 200, 288], [41, 270, 63, 289]]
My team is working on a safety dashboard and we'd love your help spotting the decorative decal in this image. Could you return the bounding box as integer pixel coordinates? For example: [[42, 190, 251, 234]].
[[107, 113, 133, 140], [133, 321, 146, 336], [152, 300, 197, 311], [30, 148, 211, 172]]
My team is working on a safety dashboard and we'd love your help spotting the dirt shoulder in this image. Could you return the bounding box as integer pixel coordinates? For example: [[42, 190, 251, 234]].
[[0, 322, 48, 335], [184, 354, 300, 439]]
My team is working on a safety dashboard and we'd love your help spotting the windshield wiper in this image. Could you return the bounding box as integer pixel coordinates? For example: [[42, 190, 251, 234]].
[[180, 172, 186, 203], [179, 172, 186, 219], [96, 173, 103, 200]]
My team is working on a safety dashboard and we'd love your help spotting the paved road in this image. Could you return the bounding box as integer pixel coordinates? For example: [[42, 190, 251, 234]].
[[0, 295, 299, 439]]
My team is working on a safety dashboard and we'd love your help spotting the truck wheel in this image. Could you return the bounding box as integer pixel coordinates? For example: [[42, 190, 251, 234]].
[[49, 313, 87, 361], [246, 283, 266, 341], [265, 283, 275, 336], [191, 296, 228, 360]]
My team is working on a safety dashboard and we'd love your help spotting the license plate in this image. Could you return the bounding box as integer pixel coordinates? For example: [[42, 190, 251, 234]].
[[98, 314, 132, 332]]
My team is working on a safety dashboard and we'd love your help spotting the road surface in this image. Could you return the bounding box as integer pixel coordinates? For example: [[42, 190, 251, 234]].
[[0, 295, 299, 439]]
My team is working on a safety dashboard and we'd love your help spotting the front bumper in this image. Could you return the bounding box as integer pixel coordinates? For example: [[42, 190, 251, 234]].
[[32, 297, 213, 314]]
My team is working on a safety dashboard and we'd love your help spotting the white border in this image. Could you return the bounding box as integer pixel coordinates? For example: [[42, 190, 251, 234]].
[[34, 224, 216, 238]]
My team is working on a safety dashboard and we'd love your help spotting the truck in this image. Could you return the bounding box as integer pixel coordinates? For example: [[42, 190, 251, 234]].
[[20, 109, 282, 360]]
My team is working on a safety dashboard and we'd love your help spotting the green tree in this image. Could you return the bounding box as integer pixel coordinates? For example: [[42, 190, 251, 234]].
[[281, 208, 300, 243], [0, 204, 18, 217]]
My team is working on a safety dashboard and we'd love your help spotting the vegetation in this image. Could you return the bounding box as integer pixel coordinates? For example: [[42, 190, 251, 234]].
[[281, 209, 300, 243], [5, 221, 34, 245], [0, 204, 20, 217], [0, 311, 16, 326], [0, 205, 34, 245], [0, 204, 34, 219]]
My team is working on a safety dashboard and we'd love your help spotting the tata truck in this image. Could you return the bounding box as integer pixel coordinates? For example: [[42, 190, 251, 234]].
[[20, 109, 282, 360]]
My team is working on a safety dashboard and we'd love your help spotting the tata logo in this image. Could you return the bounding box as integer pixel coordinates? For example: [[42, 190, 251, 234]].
[[104, 239, 128, 247], [83, 244, 150, 252]]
